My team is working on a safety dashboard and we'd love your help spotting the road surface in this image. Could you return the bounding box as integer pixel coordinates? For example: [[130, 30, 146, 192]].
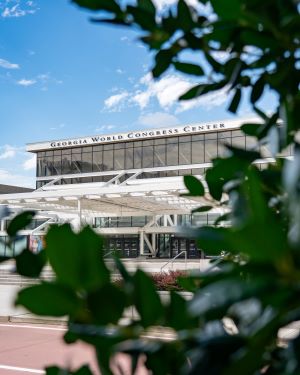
[[0, 322, 149, 375]]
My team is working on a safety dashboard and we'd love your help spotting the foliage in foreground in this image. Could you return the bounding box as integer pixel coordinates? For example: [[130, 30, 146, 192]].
[[2, 0, 300, 374]]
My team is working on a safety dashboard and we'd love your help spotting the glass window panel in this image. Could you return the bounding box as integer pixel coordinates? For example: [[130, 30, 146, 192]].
[[114, 148, 125, 170], [192, 134, 204, 141], [62, 149, 71, 156], [114, 142, 125, 150], [93, 145, 103, 152], [125, 142, 133, 148], [82, 152, 92, 172], [179, 135, 191, 143], [192, 141, 204, 164], [232, 136, 246, 150], [71, 153, 82, 173], [103, 150, 114, 170], [37, 158, 43, 177], [179, 142, 191, 164], [71, 147, 81, 154], [53, 154, 62, 175], [38, 151, 45, 157], [217, 141, 228, 157], [166, 143, 178, 166], [231, 130, 244, 137], [143, 140, 153, 146], [205, 140, 218, 162], [134, 141, 142, 147], [134, 147, 142, 168], [218, 131, 231, 139], [61, 156, 71, 174], [45, 151, 53, 157], [82, 146, 92, 153], [53, 150, 61, 156], [125, 148, 134, 169], [104, 143, 113, 150], [154, 138, 165, 145], [93, 151, 103, 172], [179, 169, 192, 176], [142, 146, 154, 168], [154, 144, 166, 167], [167, 136, 178, 144], [44, 157, 54, 176], [205, 132, 217, 140]]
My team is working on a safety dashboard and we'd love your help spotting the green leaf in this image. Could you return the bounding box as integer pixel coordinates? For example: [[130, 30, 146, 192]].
[[128, 5, 157, 31], [15, 249, 47, 278], [192, 205, 213, 213], [173, 61, 204, 76], [228, 88, 241, 113], [241, 123, 263, 136], [87, 284, 126, 324], [133, 270, 164, 327], [7, 211, 35, 237], [250, 76, 265, 104], [152, 49, 173, 77], [137, 0, 156, 16], [45, 224, 110, 291], [167, 292, 195, 330], [183, 175, 205, 196], [72, 0, 121, 14], [177, 0, 194, 31], [179, 80, 227, 100], [15, 283, 81, 316], [211, 0, 242, 20]]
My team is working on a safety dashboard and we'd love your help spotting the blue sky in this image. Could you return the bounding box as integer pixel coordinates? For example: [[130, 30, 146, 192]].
[[0, 0, 277, 187]]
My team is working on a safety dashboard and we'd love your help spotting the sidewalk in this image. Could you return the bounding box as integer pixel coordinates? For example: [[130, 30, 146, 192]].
[[0, 284, 66, 325]]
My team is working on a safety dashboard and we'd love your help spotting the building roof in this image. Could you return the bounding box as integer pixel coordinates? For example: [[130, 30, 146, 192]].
[[0, 184, 34, 195]]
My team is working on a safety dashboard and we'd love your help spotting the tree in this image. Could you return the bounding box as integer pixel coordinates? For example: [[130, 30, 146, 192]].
[[5, 0, 300, 374]]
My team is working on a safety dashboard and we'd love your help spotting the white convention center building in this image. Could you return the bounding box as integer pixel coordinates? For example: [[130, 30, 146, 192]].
[[0, 118, 291, 258]]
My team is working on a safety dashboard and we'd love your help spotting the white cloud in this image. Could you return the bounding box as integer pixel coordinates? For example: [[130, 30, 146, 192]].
[[103, 72, 229, 113], [0, 58, 19, 69], [23, 154, 36, 170], [138, 112, 179, 128], [0, 169, 35, 188], [0, 145, 17, 160], [1, 0, 38, 18], [95, 124, 116, 133], [104, 92, 129, 111], [17, 78, 36, 86], [16, 73, 62, 89], [116, 68, 124, 74]]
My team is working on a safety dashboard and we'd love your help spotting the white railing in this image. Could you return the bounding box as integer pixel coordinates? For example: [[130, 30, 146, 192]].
[[160, 250, 187, 272]]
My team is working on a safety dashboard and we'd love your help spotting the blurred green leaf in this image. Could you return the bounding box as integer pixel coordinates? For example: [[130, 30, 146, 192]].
[[184, 175, 205, 196], [87, 284, 126, 324], [133, 270, 164, 327], [173, 61, 204, 76], [15, 249, 46, 278], [15, 283, 81, 316], [72, 0, 121, 13], [211, 0, 242, 20], [251, 76, 265, 104], [45, 224, 110, 291], [177, 0, 194, 31], [228, 87, 241, 113], [7, 211, 35, 237]]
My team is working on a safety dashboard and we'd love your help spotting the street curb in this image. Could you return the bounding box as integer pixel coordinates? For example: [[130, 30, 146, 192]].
[[0, 314, 66, 326]]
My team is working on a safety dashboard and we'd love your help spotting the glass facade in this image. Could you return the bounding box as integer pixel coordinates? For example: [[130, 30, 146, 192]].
[[37, 130, 290, 179], [0, 236, 27, 256]]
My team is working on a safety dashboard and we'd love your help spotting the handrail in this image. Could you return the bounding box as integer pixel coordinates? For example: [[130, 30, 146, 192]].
[[160, 250, 187, 272], [103, 250, 115, 258]]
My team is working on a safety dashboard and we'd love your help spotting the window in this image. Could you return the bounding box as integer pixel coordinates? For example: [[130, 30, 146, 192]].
[[179, 142, 191, 164], [192, 141, 204, 164], [114, 148, 125, 170], [82, 152, 92, 173], [142, 146, 154, 168], [154, 144, 166, 167], [166, 143, 178, 166]]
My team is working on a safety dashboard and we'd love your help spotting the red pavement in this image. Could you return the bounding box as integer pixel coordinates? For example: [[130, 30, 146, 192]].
[[0, 323, 149, 375]]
